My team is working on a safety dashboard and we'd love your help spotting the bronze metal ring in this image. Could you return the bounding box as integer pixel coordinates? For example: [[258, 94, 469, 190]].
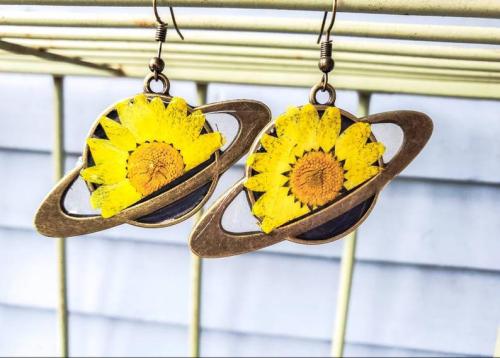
[[189, 110, 433, 258], [309, 82, 336, 106], [143, 72, 171, 95], [34, 99, 272, 238]]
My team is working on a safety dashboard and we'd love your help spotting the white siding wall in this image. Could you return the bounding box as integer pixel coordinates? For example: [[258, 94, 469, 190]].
[[1, 6, 500, 354]]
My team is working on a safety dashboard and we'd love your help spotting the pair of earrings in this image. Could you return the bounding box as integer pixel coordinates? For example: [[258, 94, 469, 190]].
[[35, 2, 433, 258]]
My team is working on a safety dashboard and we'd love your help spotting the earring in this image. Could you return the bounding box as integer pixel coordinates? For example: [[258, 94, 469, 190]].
[[34, 1, 271, 238], [189, 0, 433, 258]]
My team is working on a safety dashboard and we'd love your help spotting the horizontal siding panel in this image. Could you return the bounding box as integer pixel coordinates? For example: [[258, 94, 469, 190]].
[[0, 304, 472, 357], [0, 304, 188, 357], [0, 305, 57, 357], [1, 150, 499, 271], [371, 93, 500, 183], [0, 229, 58, 308], [355, 178, 500, 270], [1, 70, 499, 357], [0, 74, 195, 154], [2, 75, 500, 183], [345, 343, 470, 358], [203, 252, 500, 355], [348, 263, 500, 356], [0, 150, 54, 229], [0, 230, 498, 355], [0, 74, 54, 154]]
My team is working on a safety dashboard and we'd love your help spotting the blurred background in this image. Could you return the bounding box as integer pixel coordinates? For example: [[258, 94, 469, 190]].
[[0, 2, 499, 357]]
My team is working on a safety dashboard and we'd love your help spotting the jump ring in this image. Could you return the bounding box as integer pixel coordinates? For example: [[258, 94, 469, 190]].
[[143, 72, 170, 95], [309, 82, 336, 106]]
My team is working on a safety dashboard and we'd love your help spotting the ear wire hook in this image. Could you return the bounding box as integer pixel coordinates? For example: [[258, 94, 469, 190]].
[[316, 0, 337, 44], [152, 0, 184, 40], [314, 0, 337, 92], [309, 0, 337, 105], [147, 0, 184, 91], [145, 0, 184, 94]]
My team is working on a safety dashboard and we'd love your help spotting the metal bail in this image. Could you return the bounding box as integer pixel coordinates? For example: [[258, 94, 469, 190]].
[[309, 82, 336, 106], [144, 72, 171, 95]]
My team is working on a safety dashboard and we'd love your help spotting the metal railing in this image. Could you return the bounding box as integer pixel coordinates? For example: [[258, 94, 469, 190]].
[[0, 1, 499, 356]]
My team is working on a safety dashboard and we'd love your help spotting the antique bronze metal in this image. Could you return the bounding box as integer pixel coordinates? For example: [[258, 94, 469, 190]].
[[34, 0, 272, 237], [187, 0, 433, 258], [189, 109, 433, 258], [35, 97, 271, 237], [188, 0, 433, 258]]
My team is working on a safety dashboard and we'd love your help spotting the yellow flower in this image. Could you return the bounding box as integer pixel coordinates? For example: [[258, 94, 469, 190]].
[[81, 94, 225, 218], [244, 104, 385, 234]]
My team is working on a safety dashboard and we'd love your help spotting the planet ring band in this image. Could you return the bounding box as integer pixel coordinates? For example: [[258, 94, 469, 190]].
[[34, 100, 271, 238], [189, 110, 433, 258]]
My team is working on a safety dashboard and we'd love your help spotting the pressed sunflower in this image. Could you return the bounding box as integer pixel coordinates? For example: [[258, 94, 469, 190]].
[[244, 104, 385, 233], [81, 94, 225, 218]]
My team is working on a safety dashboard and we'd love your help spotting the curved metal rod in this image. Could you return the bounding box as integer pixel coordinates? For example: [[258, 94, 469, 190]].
[[152, 0, 184, 39], [317, 0, 338, 43], [169, 7, 184, 40], [152, 0, 163, 23]]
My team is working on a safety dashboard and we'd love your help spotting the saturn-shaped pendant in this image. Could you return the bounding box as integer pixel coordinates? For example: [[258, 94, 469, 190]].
[[35, 92, 271, 237], [189, 100, 433, 258]]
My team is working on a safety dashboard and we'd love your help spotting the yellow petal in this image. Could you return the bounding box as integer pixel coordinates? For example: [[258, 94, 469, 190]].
[[257, 194, 311, 233], [296, 104, 320, 154], [87, 138, 128, 166], [275, 106, 301, 144], [252, 187, 310, 233], [163, 97, 189, 147], [244, 172, 288, 192], [344, 142, 385, 170], [184, 109, 205, 140], [259, 133, 296, 164], [252, 187, 286, 218], [344, 165, 380, 190], [246, 152, 292, 174], [335, 122, 371, 161], [99, 116, 137, 151], [150, 95, 167, 112], [275, 104, 320, 157], [317, 106, 341, 153], [181, 132, 225, 172], [90, 179, 142, 218], [80, 164, 127, 185], [115, 94, 167, 144], [260, 133, 289, 154]]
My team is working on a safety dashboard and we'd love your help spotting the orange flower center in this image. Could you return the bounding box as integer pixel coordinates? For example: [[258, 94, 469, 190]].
[[127, 142, 184, 196], [289, 151, 344, 207]]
